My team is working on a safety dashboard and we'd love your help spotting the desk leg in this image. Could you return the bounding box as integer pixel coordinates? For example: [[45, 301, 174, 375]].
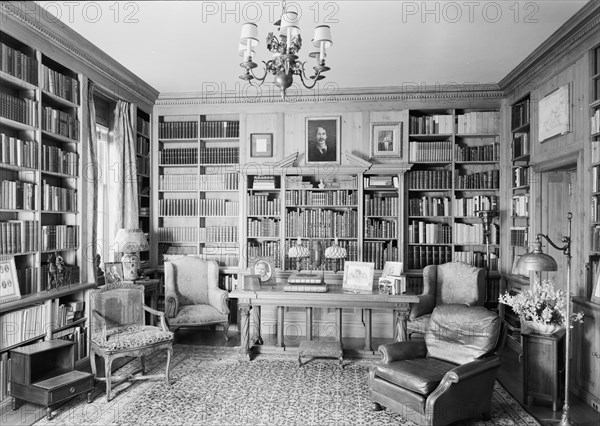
[[306, 307, 313, 341], [394, 305, 410, 342], [336, 308, 342, 342], [277, 306, 285, 348], [364, 309, 372, 352], [250, 305, 263, 345], [238, 302, 252, 360]]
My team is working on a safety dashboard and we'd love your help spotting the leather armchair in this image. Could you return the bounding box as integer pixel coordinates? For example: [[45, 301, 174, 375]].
[[407, 261, 485, 338], [164, 256, 230, 340], [370, 304, 506, 426]]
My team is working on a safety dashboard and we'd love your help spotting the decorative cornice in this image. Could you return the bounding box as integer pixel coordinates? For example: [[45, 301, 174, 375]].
[[2, 2, 159, 106], [157, 85, 504, 106], [500, 1, 600, 91]]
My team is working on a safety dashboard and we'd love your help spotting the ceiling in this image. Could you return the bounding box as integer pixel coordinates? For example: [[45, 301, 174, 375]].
[[48, 1, 589, 95]]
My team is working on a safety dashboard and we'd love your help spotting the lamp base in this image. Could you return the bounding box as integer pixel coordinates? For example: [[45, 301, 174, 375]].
[[121, 253, 140, 281]]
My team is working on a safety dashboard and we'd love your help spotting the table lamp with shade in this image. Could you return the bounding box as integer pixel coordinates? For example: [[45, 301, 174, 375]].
[[325, 238, 347, 273], [114, 228, 149, 280], [288, 237, 310, 272]]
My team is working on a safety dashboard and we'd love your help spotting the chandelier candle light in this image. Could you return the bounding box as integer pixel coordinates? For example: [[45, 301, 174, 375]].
[[239, 2, 333, 99], [114, 228, 149, 281]]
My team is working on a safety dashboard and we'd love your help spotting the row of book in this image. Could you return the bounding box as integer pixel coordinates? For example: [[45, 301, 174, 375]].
[[455, 169, 500, 190], [407, 170, 452, 190], [363, 175, 398, 188], [219, 274, 239, 292], [363, 241, 398, 270], [409, 114, 454, 135], [454, 223, 499, 244], [0, 220, 38, 254], [0, 41, 38, 84], [454, 195, 498, 216], [455, 141, 500, 162], [159, 147, 240, 165], [511, 99, 530, 130], [593, 165, 600, 193], [591, 196, 600, 223], [42, 180, 77, 212], [0, 180, 36, 210], [512, 166, 530, 188], [512, 194, 529, 217], [590, 225, 600, 252], [454, 250, 499, 272], [592, 108, 600, 135], [16, 266, 40, 296], [455, 111, 500, 134], [248, 194, 280, 215], [510, 227, 528, 247], [247, 242, 281, 266], [0, 134, 38, 168], [198, 121, 240, 139], [284, 189, 358, 206], [41, 144, 78, 176], [285, 209, 359, 238], [158, 121, 240, 139], [136, 156, 150, 175], [41, 224, 79, 251], [159, 173, 239, 191], [251, 175, 277, 189], [40, 64, 79, 104], [364, 218, 398, 239], [158, 227, 199, 242], [41, 106, 80, 141], [408, 221, 453, 244], [0, 303, 48, 348], [407, 245, 453, 270], [364, 194, 399, 216], [137, 117, 150, 138], [0, 92, 37, 126], [512, 132, 530, 158], [159, 244, 198, 261], [247, 218, 280, 237], [136, 135, 150, 156], [158, 199, 239, 216], [409, 141, 453, 162], [408, 196, 450, 217], [54, 300, 85, 328], [592, 140, 600, 164]]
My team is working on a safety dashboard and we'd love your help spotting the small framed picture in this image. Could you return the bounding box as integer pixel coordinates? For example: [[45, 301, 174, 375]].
[[0, 255, 21, 304], [306, 116, 341, 164], [252, 258, 276, 286], [342, 261, 375, 293], [250, 133, 273, 158], [104, 262, 124, 284], [538, 84, 570, 142], [382, 261, 404, 277], [371, 122, 402, 158]]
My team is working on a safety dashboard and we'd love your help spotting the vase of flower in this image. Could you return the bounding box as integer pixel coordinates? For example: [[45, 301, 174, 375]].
[[521, 319, 563, 335]]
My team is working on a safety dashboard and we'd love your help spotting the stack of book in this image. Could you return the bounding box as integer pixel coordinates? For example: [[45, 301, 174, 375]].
[[252, 175, 276, 189], [285, 272, 327, 292]]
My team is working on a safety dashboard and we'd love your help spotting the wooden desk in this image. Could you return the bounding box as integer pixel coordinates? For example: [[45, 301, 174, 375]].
[[229, 285, 419, 360]]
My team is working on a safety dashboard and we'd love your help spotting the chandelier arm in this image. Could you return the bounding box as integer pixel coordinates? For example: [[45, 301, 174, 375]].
[[248, 62, 271, 84], [297, 63, 322, 90]]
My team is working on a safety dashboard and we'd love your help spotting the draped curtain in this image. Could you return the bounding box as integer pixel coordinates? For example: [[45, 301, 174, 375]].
[[109, 100, 139, 250], [85, 82, 99, 283]]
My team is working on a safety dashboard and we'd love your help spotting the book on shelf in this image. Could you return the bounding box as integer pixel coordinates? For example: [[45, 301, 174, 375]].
[[252, 175, 276, 189]]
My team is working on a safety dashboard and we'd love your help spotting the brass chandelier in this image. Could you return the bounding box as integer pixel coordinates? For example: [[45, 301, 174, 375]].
[[238, 2, 333, 99]]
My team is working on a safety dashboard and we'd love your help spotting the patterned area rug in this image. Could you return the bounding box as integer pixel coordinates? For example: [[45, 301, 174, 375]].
[[35, 345, 540, 425]]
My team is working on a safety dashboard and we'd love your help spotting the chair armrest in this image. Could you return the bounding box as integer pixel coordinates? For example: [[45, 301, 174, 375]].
[[143, 304, 170, 332], [444, 355, 502, 383], [165, 296, 178, 318], [163, 262, 180, 317], [378, 340, 427, 363], [91, 309, 107, 341], [208, 286, 230, 315], [409, 294, 435, 321]]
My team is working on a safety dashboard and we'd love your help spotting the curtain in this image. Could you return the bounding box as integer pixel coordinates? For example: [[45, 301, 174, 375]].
[[109, 100, 139, 246], [85, 81, 99, 283]]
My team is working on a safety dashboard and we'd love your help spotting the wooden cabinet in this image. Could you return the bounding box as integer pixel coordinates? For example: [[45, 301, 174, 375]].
[[572, 297, 600, 410], [10, 340, 94, 419], [522, 329, 565, 411]]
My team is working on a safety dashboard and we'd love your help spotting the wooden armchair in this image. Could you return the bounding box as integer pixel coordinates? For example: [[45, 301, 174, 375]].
[[90, 282, 174, 401], [164, 257, 230, 340]]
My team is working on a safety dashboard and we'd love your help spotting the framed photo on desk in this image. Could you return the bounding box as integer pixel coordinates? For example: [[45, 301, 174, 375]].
[[342, 261, 375, 293]]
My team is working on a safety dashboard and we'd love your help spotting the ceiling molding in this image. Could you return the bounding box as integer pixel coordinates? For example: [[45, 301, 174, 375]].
[[156, 85, 504, 106], [500, 1, 600, 91], [2, 2, 159, 107]]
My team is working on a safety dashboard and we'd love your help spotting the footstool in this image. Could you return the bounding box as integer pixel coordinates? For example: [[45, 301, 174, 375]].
[[298, 340, 343, 369]]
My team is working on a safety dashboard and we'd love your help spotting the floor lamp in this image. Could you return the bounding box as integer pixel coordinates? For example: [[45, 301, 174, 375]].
[[516, 212, 574, 426]]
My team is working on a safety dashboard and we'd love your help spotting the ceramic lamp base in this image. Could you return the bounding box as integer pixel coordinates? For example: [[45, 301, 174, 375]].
[[121, 253, 140, 280]]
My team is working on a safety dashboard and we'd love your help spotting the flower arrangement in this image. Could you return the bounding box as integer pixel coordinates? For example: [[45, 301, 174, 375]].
[[499, 279, 584, 327]]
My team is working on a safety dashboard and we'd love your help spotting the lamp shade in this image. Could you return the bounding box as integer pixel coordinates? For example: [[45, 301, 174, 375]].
[[279, 11, 300, 31], [240, 22, 259, 47], [325, 238, 347, 259], [288, 237, 310, 258], [114, 228, 149, 254], [516, 238, 558, 272], [312, 25, 333, 48]]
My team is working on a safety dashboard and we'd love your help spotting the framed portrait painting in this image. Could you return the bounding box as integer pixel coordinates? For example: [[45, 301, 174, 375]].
[[305, 116, 340, 164], [104, 262, 124, 284], [250, 133, 273, 158], [371, 122, 402, 159], [342, 261, 375, 293]]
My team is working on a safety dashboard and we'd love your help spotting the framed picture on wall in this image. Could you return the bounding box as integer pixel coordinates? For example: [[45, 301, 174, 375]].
[[538, 84, 570, 142], [371, 122, 402, 159], [0, 255, 21, 304], [305, 116, 340, 164], [250, 133, 273, 157]]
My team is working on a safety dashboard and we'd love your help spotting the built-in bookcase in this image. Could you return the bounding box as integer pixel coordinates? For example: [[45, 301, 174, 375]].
[[0, 29, 92, 404], [590, 44, 600, 253], [136, 108, 151, 266]]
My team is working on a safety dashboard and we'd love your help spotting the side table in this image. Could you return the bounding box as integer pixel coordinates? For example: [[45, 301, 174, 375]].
[[522, 328, 565, 411]]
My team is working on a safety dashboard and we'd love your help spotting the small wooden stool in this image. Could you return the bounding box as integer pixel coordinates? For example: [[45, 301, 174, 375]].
[[298, 340, 343, 369]]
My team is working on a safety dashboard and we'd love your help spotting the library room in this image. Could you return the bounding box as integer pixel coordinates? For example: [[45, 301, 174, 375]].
[[1, 1, 600, 425]]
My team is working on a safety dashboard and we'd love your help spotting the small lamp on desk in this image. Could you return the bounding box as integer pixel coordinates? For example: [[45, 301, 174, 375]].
[[325, 238, 347, 273], [114, 228, 149, 281], [288, 237, 310, 272]]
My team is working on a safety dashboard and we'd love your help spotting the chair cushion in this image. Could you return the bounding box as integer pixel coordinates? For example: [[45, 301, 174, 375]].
[[93, 325, 173, 351], [436, 262, 484, 306], [426, 304, 500, 365], [169, 304, 228, 325], [407, 314, 431, 335], [374, 357, 457, 396]]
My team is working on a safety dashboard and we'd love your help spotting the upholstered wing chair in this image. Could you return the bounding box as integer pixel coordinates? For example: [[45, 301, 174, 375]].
[[164, 257, 230, 340], [90, 282, 174, 402], [407, 261, 485, 338], [370, 304, 506, 426]]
